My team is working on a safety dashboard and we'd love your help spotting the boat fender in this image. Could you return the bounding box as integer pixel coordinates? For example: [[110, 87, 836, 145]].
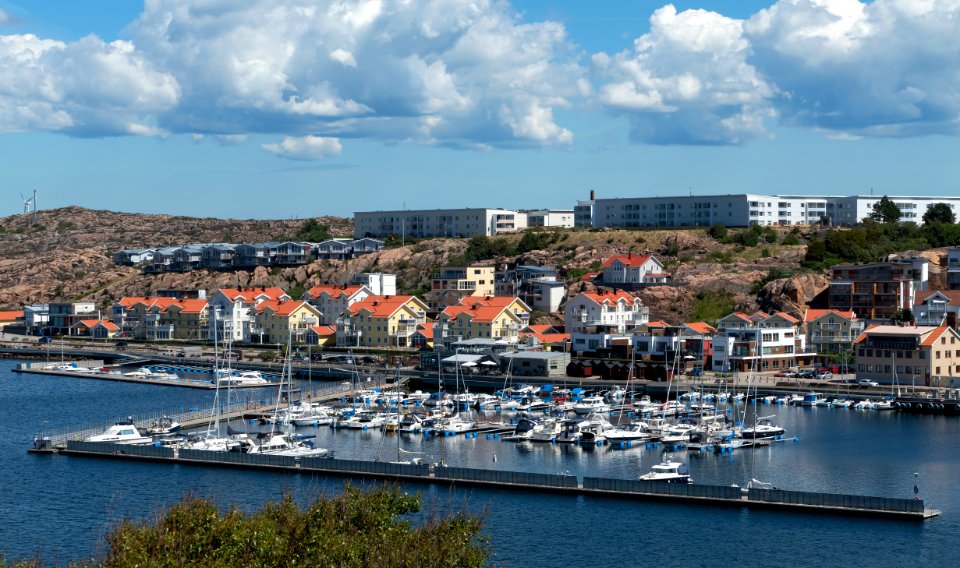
[[494, 433, 500, 439], [486, 434, 492, 440], [793, 437, 799, 443]]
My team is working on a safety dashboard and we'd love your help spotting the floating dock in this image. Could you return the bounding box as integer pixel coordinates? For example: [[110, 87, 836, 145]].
[[12, 361, 277, 390], [52, 442, 940, 521]]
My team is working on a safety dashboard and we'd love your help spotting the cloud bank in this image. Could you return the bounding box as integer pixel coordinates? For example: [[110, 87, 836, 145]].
[[1, 0, 960, 151]]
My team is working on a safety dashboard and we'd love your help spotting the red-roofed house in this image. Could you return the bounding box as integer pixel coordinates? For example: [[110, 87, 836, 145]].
[[712, 310, 815, 372], [564, 289, 649, 354], [804, 308, 863, 355], [209, 287, 291, 342], [601, 253, 669, 287], [73, 319, 120, 339], [336, 295, 429, 348], [254, 300, 322, 343], [306, 324, 337, 347], [914, 290, 960, 328], [436, 296, 531, 346], [303, 284, 371, 325], [0, 310, 24, 329], [853, 324, 960, 386]]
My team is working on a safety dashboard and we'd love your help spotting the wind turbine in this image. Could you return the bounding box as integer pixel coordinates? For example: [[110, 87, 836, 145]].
[[19, 190, 37, 224]]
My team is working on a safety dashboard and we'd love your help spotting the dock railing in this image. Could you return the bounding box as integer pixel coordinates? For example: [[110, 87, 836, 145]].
[[747, 487, 924, 514]]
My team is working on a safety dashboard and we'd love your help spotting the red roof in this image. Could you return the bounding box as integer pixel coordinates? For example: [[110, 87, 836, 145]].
[[218, 287, 288, 302], [603, 253, 653, 268], [310, 324, 337, 336], [77, 319, 119, 331], [580, 271, 601, 282], [414, 322, 435, 339], [257, 300, 313, 317], [349, 295, 422, 318], [684, 322, 717, 334], [442, 304, 515, 324], [918, 290, 960, 306], [769, 311, 799, 324], [0, 310, 23, 321], [804, 308, 856, 322], [921, 325, 953, 346], [305, 284, 364, 299], [581, 290, 640, 305]]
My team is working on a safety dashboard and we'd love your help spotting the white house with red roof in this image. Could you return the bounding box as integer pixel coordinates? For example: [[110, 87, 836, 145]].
[[713, 310, 815, 372], [804, 308, 863, 355], [565, 289, 649, 353], [208, 287, 290, 342], [73, 319, 120, 339], [303, 284, 372, 325], [601, 253, 669, 287]]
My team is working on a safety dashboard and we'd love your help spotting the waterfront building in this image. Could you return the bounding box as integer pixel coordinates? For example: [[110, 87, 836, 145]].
[[336, 295, 429, 348], [526, 210, 574, 228], [161, 299, 210, 341], [600, 253, 670, 288], [828, 258, 929, 324], [23, 305, 49, 335], [494, 265, 565, 313], [500, 351, 571, 377], [253, 300, 322, 344], [583, 193, 960, 228], [519, 324, 570, 351], [631, 321, 715, 370], [435, 296, 531, 348], [72, 319, 120, 339], [428, 265, 496, 310], [48, 301, 98, 336], [913, 291, 960, 328], [711, 311, 815, 372], [565, 290, 649, 354], [854, 324, 960, 386], [302, 284, 372, 325], [803, 309, 863, 355], [306, 324, 337, 347], [208, 287, 290, 342], [353, 208, 527, 238]]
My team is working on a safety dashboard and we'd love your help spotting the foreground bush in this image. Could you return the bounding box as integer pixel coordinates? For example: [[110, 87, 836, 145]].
[[2, 484, 489, 567]]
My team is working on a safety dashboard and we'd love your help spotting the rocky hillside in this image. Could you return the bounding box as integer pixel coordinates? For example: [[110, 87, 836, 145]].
[[3, 207, 948, 324]]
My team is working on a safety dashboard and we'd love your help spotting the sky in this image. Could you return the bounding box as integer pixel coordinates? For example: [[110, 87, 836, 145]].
[[0, 0, 959, 219]]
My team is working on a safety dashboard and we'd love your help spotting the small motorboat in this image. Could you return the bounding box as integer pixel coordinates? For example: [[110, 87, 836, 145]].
[[740, 417, 785, 439], [146, 416, 182, 435], [85, 420, 152, 445], [639, 461, 693, 484]]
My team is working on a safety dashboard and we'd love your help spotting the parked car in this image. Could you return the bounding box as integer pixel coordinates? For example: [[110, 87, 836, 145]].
[[774, 370, 796, 378], [797, 369, 817, 379], [858, 379, 879, 388], [816, 371, 833, 380], [38, 337, 52, 345], [115, 341, 128, 350]]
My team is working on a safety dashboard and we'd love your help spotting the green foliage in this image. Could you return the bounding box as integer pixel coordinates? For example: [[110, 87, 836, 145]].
[[57, 221, 76, 231], [760, 247, 771, 258], [294, 219, 332, 242], [634, 235, 646, 244], [589, 260, 602, 271], [566, 267, 591, 280], [661, 241, 680, 256], [781, 233, 801, 246], [922, 202, 956, 226], [517, 230, 559, 253], [258, 351, 277, 362], [457, 235, 518, 263], [707, 222, 728, 241], [691, 291, 737, 325], [802, 220, 949, 270], [707, 250, 734, 264], [96, 485, 488, 568], [892, 308, 914, 325], [868, 195, 902, 224], [733, 229, 759, 247]]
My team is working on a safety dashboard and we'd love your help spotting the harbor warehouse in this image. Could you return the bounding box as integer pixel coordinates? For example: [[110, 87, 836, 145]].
[[500, 351, 571, 377]]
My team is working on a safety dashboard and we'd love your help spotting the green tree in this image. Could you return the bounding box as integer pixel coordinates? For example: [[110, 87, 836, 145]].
[[922, 202, 956, 226], [294, 219, 331, 242], [892, 308, 914, 325], [868, 195, 902, 224], [94, 485, 488, 568], [707, 222, 727, 241]]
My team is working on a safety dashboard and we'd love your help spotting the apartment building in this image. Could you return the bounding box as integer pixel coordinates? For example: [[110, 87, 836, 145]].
[[335, 295, 429, 348], [631, 321, 715, 371], [574, 190, 596, 228], [585, 193, 960, 228], [711, 311, 815, 372], [303, 284, 372, 325], [804, 309, 864, 355], [253, 300, 322, 344], [494, 265, 566, 313], [565, 290, 649, 354], [435, 296, 531, 347], [428, 265, 496, 310], [349, 273, 397, 296], [208, 287, 290, 342], [526, 209, 574, 228], [854, 324, 960, 386], [947, 247, 960, 290], [914, 291, 960, 328], [828, 258, 929, 323], [353, 208, 527, 238], [48, 302, 98, 336]]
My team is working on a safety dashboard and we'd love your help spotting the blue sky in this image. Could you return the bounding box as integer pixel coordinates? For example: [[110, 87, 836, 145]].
[[0, 0, 958, 219]]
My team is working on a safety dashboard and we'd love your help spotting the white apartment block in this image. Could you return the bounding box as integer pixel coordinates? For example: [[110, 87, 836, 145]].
[[350, 273, 397, 296], [586, 194, 960, 228], [527, 209, 575, 228], [711, 312, 816, 372], [565, 290, 649, 353], [354, 208, 527, 238]]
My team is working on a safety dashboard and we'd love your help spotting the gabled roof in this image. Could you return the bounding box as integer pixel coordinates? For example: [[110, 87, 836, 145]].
[[580, 271, 601, 282], [217, 287, 289, 302], [804, 308, 857, 322], [921, 325, 954, 346], [0, 310, 24, 320], [853, 324, 948, 345], [645, 320, 670, 328], [766, 311, 799, 324], [719, 312, 754, 324], [77, 319, 119, 331], [348, 295, 425, 319], [454, 295, 531, 312], [257, 300, 316, 317], [442, 304, 521, 324], [918, 290, 960, 306], [684, 322, 717, 334], [310, 324, 337, 336], [580, 290, 640, 305], [603, 253, 654, 268], [414, 322, 435, 339], [305, 284, 365, 300], [523, 324, 558, 334]]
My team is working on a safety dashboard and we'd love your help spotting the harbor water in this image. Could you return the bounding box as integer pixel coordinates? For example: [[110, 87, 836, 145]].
[[1, 359, 957, 566]]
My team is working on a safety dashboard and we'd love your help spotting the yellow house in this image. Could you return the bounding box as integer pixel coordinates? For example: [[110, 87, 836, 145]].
[[336, 295, 429, 348], [161, 299, 210, 341], [254, 300, 322, 344], [436, 296, 531, 345], [306, 324, 337, 347], [428, 265, 496, 310]]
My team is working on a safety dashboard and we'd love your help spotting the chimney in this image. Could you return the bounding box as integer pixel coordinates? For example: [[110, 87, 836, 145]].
[[589, 189, 595, 201]]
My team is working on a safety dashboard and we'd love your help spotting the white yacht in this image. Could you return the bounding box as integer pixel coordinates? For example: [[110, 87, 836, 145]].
[[85, 421, 152, 445], [146, 416, 181, 435], [573, 395, 611, 415], [503, 417, 542, 441], [437, 414, 476, 434], [180, 435, 241, 452], [529, 417, 564, 442], [604, 421, 651, 442], [740, 417, 785, 439], [238, 432, 329, 457], [398, 413, 426, 433], [639, 461, 693, 484], [217, 369, 270, 386]]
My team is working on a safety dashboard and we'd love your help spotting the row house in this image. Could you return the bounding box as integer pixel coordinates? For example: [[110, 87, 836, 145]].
[[208, 287, 290, 342], [711, 311, 815, 372], [315, 238, 384, 260], [336, 295, 429, 348], [306, 324, 338, 347], [519, 324, 570, 351], [854, 324, 960, 386], [144, 247, 180, 274], [302, 284, 372, 325], [112, 297, 210, 340], [565, 290, 649, 354], [253, 300, 321, 344], [201, 244, 237, 270], [435, 296, 531, 348], [494, 265, 566, 313], [828, 258, 929, 324], [171, 245, 203, 271], [113, 249, 154, 265], [428, 265, 496, 310], [914, 291, 960, 328], [631, 321, 716, 369], [73, 319, 120, 339], [601, 253, 670, 288], [803, 309, 864, 355]]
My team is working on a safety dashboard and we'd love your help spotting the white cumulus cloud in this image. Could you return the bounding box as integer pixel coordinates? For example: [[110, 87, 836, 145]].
[[262, 135, 343, 160]]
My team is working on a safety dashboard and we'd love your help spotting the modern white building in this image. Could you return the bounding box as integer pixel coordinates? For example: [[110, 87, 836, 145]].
[[711, 311, 816, 372], [208, 287, 290, 342], [526, 209, 574, 228], [601, 254, 670, 287], [350, 273, 397, 296], [574, 190, 596, 228], [584, 193, 960, 228], [914, 290, 960, 327], [354, 208, 528, 238], [494, 265, 566, 313], [565, 290, 649, 354]]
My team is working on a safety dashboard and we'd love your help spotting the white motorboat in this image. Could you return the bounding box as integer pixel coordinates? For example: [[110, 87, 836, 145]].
[[639, 461, 693, 483], [146, 416, 182, 435], [85, 421, 152, 445], [217, 369, 269, 386], [123, 366, 155, 378], [344, 411, 388, 430], [437, 414, 476, 434], [503, 417, 542, 441], [832, 398, 852, 408], [573, 395, 611, 415], [874, 399, 895, 411], [657, 400, 685, 417], [405, 390, 431, 403], [238, 432, 329, 457], [854, 399, 875, 410], [633, 395, 658, 414], [180, 435, 241, 452], [603, 421, 651, 442], [398, 413, 426, 433], [474, 394, 501, 410], [529, 417, 564, 442], [740, 417, 785, 439]]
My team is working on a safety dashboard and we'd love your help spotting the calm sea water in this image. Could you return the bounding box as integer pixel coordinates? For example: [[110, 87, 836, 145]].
[[1, 359, 957, 566]]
